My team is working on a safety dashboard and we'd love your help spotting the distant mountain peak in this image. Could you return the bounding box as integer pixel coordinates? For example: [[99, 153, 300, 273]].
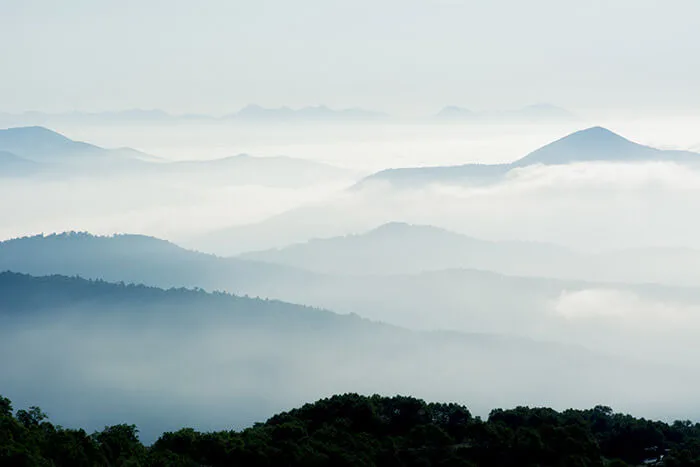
[[0, 126, 156, 165], [563, 126, 627, 141], [543, 126, 636, 149], [511, 126, 660, 166], [3, 231, 174, 246], [0, 125, 71, 142]]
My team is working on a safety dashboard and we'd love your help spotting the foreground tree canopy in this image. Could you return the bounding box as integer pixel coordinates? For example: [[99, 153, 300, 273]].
[[2, 393, 700, 466]]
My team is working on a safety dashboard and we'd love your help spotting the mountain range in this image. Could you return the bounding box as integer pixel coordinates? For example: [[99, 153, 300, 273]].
[[240, 222, 575, 276], [2, 270, 697, 442], [190, 126, 700, 254], [238, 221, 700, 287], [359, 126, 700, 189], [0, 126, 353, 185], [3, 231, 700, 341], [0, 105, 389, 125], [1, 104, 582, 125], [0, 126, 157, 175]]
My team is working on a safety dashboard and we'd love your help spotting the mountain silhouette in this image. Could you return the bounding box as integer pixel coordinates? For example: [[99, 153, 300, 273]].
[[0, 232, 313, 294], [0, 126, 155, 165], [359, 127, 700, 188], [240, 221, 574, 276], [5, 270, 684, 444], [0, 126, 352, 184], [512, 126, 693, 166], [237, 221, 700, 287], [0, 126, 100, 161], [5, 231, 700, 337]]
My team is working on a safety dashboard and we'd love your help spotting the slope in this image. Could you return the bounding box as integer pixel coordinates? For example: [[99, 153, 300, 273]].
[[358, 126, 700, 188], [1, 271, 697, 444], [3, 231, 700, 338], [240, 221, 578, 276], [0, 126, 153, 164], [238, 221, 700, 287], [0, 231, 315, 295]]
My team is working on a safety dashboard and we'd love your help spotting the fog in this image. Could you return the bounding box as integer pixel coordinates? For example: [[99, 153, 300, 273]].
[[3, 118, 700, 440], [2, 295, 700, 444], [193, 159, 700, 254], [0, 176, 350, 240], [3, 117, 700, 247]]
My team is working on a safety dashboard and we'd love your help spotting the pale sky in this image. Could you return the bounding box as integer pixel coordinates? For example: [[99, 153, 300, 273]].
[[1, 0, 699, 115]]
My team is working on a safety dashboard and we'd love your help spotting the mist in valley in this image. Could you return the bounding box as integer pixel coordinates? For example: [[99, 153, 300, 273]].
[[4, 1, 700, 458], [3, 118, 700, 440]]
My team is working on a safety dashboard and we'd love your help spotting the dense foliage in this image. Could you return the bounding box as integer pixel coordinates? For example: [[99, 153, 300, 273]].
[[3, 393, 700, 466]]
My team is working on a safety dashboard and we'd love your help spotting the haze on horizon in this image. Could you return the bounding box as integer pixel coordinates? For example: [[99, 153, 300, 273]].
[[5, 0, 700, 457], [2, 0, 700, 116]]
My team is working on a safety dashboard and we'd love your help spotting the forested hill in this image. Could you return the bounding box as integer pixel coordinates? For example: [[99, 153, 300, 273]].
[[0, 271, 359, 330], [0, 231, 316, 295], [2, 392, 699, 466], [3, 272, 700, 449]]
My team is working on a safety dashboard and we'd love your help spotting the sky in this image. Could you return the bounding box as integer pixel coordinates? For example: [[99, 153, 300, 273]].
[[1, 0, 700, 116]]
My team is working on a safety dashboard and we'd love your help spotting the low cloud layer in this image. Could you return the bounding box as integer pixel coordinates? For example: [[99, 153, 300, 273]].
[[196, 160, 700, 256], [546, 288, 700, 367]]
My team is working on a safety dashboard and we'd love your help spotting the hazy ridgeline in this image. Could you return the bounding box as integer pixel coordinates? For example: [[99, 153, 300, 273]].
[[2, 272, 700, 445], [3, 119, 700, 444], [5, 1, 700, 462]]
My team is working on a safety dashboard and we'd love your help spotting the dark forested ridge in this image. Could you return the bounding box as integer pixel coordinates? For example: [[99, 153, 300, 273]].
[[2, 393, 700, 466], [5, 232, 700, 338], [5, 271, 700, 447], [0, 231, 317, 295], [0, 270, 359, 331]]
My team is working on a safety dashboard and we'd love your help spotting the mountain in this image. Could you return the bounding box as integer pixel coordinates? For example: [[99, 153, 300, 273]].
[[0, 232, 314, 295], [512, 126, 700, 167], [229, 104, 389, 121], [4, 231, 700, 338], [2, 271, 698, 444], [240, 222, 577, 276], [357, 162, 510, 188], [0, 126, 353, 185], [0, 126, 105, 161], [239, 222, 700, 287], [358, 127, 700, 188], [0, 126, 156, 167]]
